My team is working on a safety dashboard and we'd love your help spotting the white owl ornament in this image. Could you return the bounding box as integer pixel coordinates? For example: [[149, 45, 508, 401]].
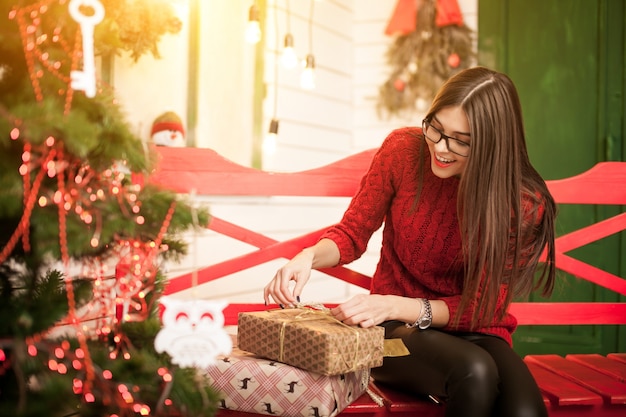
[[154, 296, 233, 368]]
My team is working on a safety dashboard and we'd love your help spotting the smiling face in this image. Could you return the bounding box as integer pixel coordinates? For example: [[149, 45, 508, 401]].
[[425, 105, 471, 179]]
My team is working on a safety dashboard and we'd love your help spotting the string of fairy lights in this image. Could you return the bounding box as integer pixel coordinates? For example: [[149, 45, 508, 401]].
[[245, 0, 318, 155]]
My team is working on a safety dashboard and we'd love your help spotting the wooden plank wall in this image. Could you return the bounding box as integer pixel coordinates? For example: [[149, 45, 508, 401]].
[[262, 0, 477, 172]]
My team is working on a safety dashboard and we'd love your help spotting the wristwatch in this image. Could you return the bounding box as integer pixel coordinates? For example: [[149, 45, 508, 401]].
[[417, 298, 432, 329], [406, 298, 433, 329]]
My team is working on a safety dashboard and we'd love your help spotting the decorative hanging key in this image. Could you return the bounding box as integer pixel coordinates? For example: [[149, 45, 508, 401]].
[[69, 0, 105, 98]]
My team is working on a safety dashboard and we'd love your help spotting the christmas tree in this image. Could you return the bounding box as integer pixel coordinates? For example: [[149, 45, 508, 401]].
[[0, 1, 218, 416], [378, 0, 475, 118]]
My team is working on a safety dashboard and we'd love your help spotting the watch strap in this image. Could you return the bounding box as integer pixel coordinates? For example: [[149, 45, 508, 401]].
[[405, 298, 431, 329], [417, 298, 432, 329]]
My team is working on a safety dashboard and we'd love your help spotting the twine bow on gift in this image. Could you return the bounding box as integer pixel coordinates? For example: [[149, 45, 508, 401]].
[[275, 304, 366, 372]]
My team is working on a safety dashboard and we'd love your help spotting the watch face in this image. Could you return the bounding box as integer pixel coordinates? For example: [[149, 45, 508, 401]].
[[418, 318, 432, 330]]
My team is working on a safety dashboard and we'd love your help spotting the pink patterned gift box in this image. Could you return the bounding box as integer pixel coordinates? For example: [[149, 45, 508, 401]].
[[204, 347, 370, 417]]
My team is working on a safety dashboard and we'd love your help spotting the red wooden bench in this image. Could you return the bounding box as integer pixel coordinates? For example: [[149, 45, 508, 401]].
[[143, 146, 626, 417]]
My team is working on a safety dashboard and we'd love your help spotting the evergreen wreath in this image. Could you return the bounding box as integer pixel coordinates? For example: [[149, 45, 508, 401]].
[[378, 0, 475, 118]]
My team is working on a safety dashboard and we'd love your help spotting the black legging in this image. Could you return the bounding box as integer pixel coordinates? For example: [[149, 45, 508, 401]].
[[370, 321, 547, 417]]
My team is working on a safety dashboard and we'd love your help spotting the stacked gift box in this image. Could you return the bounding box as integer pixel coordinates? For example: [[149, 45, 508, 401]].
[[204, 308, 385, 417]]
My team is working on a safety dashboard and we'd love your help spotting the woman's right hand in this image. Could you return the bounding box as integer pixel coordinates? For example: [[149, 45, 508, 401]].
[[263, 248, 315, 306]]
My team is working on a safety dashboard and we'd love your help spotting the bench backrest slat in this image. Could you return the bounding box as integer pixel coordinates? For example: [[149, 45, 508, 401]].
[[148, 147, 376, 197], [546, 162, 626, 205]]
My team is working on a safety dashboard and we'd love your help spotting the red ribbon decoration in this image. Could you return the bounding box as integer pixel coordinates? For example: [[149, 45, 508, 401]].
[[436, 0, 463, 27], [384, 0, 463, 36], [384, 0, 418, 36]]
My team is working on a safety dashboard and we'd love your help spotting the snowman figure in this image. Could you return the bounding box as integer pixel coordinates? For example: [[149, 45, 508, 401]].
[[150, 111, 186, 147]]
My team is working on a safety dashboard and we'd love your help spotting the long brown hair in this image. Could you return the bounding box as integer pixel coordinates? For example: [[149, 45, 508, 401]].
[[424, 66, 556, 328]]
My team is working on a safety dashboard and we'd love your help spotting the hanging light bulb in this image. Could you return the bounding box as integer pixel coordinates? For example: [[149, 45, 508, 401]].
[[281, 33, 298, 69], [245, 4, 261, 44], [300, 54, 316, 90], [268, 118, 279, 135], [264, 119, 279, 155]]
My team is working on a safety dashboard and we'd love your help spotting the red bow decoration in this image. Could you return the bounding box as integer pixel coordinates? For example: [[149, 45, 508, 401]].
[[384, 0, 463, 36], [384, 0, 418, 36], [436, 0, 463, 27]]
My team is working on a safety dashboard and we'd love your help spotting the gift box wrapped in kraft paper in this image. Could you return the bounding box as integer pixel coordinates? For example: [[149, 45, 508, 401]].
[[237, 308, 384, 376], [204, 347, 370, 417]]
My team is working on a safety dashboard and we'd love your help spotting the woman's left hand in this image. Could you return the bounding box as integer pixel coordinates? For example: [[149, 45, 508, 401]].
[[330, 294, 395, 328]]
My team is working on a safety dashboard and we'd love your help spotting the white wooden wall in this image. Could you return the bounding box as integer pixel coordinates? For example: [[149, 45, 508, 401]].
[[262, 0, 477, 172], [110, 0, 477, 304]]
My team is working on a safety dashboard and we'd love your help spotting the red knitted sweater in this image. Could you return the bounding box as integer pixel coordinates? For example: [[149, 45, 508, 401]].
[[321, 127, 521, 345]]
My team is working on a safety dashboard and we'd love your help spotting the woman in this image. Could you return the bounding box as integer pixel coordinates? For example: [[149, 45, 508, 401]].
[[263, 66, 556, 417]]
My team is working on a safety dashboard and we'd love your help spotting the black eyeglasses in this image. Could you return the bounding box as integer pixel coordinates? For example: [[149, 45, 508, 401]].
[[422, 119, 471, 157]]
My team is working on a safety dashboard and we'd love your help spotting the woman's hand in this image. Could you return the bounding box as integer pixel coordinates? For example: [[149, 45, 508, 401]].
[[331, 294, 447, 328], [331, 294, 396, 328], [263, 249, 315, 307], [264, 239, 341, 307]]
